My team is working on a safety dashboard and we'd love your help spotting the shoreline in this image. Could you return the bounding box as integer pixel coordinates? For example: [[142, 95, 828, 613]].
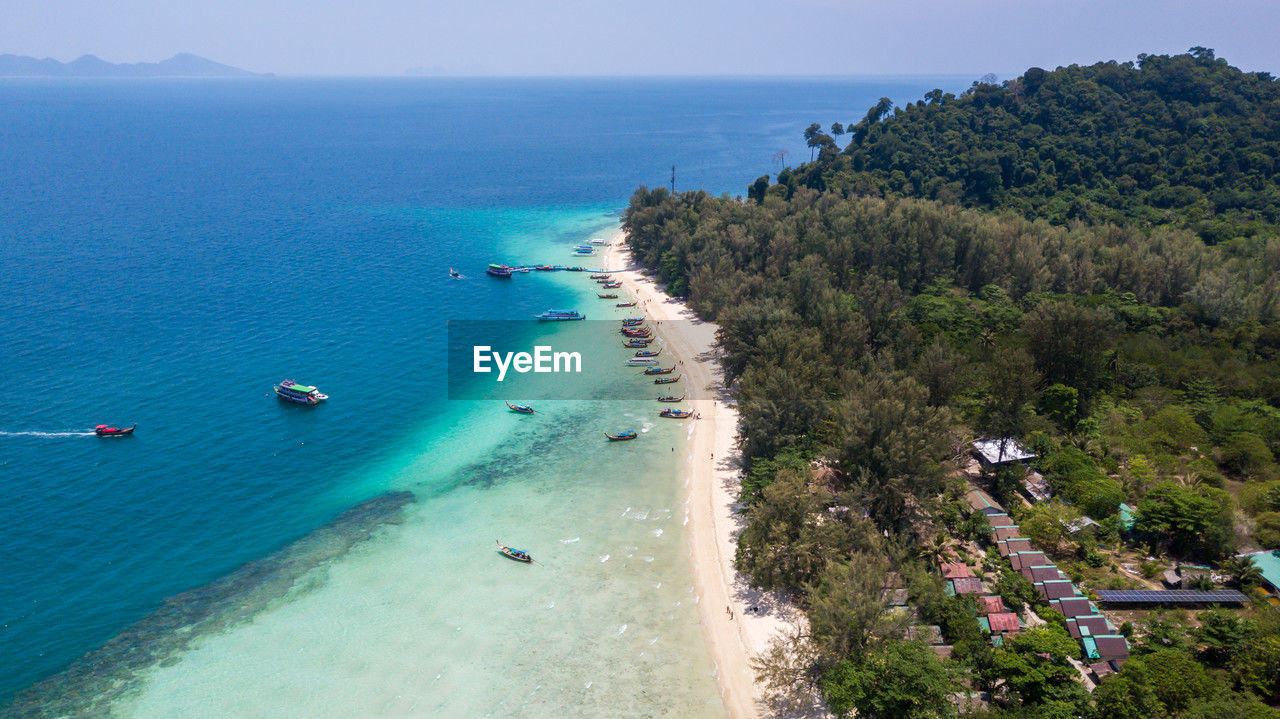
[[600, 230, 797, 719]]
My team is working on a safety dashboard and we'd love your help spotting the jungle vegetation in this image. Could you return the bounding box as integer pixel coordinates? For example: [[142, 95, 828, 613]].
[[624, 50, 1280, 718]]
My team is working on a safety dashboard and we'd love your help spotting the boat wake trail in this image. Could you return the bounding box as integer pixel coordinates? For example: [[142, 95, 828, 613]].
[[0, 430, 96, 437]]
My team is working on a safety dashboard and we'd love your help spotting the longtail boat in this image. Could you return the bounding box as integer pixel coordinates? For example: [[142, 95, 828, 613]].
[[621, 318, 645, 326], [644, 366, 675, 375], [535, 265, 553, 271], [590, 273, 611, 279], [660, 408, 693, 418], [656, 394, 684, 402], [602, 282, 621, 288], [604, 430, 638, 441], [623, 329, 651, 338], [616, 301, 637, 307], [597, 293, 619, 299], [623, 338, 654, 347], [626, 358, 660, 366], [634, 349, 661, 357], [654, 375, 681, 384], [506, 401, 535, 414], [496, 540, 532, 563], [94, 424, 136, 437]]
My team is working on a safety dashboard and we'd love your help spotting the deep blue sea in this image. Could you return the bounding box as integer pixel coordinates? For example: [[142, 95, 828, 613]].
[[0, 76, 967, 713]]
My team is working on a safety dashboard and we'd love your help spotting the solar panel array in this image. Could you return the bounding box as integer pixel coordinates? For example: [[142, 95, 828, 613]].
[[1096, 589, 1249, 604]]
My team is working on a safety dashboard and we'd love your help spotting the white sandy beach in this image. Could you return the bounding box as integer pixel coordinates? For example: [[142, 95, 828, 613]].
[[601, 231, 801, 719]]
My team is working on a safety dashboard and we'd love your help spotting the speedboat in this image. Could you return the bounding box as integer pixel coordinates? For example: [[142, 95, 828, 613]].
[[94, 424, 135, 437]]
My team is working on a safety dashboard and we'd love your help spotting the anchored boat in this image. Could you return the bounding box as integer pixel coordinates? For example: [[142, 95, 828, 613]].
[[644, 366, 675, 375], [654, 375, 681, 384], [657, 394, 685, 402], [496, 540, 532, 563], [660, 408, 693, 418], [605, 430, 638, 441], [275, 380, 329, 405], [626, 358, 660, 366], [635, 348, 661, 357], [506, 401, 535, 414], [538, 309, 586, 321], [486, 264, 514, 278]]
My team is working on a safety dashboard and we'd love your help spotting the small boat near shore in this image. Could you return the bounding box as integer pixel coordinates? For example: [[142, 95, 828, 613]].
[[602, 281, 621, 288], [624, 338, 655, 347], [660, 408, 693, 418], [497, 540, 532, 563], [616, 301, 636, 307], [654, 375, 681, 384], [590, 273, 610, 279], [597, 293, 618, 299], [275, 380, 329, 405], [486, 264, 514, 278], [623, 329, 651, 338], [538, 309, 586, 321], [635, 348, 661, 357], [621, 318, 645, 326], [506, 401, 535, 414], [94, 424, 136, 437], [605, 430, 638, 441], [657, 394, 684, 402], [626, 358, 660, 366], [644, 366, 675, 375]]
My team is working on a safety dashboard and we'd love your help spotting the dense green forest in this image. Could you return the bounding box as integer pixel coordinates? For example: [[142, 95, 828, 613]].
[[625, 50, 1280, 718], [779, 48, 1280, 244]]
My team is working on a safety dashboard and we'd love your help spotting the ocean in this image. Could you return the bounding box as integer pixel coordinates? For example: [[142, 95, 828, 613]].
[[0, 75, 966, 716]]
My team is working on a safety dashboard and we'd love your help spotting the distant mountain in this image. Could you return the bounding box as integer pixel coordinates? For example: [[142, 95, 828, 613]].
[[0, 53, 269, 78]]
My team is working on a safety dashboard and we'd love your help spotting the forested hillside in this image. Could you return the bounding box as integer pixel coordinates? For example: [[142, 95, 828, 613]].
[[780, 49, 1280, 243], [625, 50, 1280, 719]]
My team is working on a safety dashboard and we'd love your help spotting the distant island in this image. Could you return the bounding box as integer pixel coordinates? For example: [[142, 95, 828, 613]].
[[0, 53, 269, 78]]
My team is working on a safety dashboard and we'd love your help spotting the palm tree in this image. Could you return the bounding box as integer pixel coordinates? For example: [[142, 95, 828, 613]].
[[1220, 555, 1264, 590]]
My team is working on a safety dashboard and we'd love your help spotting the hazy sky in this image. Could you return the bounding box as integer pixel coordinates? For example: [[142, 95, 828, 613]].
[[3, 0, 1279, 76]]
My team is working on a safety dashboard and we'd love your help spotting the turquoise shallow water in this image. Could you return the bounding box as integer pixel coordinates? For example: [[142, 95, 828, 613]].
[[0, 76, 967, 714]]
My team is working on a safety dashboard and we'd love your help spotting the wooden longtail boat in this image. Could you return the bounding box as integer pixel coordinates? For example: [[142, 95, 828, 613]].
[[654, 376, 681, 384], [644, 366, 675, 375], [605, 430, 639, 441], [597, 293, 619, 299], [590, 273, 611, 279], [616, 301, 637, 307], [621, 318, 645, 326], [634, 348, 661, 357], [506, 401, 535, 414], [656, 394, 685, 402], [623, 338, 654, 347], [602, 282, 622, 288], [94, 424, 136, 437], [496, 540, 532, 563], [660, 408, 693, 418]]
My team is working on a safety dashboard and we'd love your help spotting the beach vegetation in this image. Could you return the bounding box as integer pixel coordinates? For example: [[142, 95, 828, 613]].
[[626, 48, 1280, 717]]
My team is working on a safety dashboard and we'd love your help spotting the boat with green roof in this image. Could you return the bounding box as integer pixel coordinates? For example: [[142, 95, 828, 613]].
[[274, 380, 329, 405]]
